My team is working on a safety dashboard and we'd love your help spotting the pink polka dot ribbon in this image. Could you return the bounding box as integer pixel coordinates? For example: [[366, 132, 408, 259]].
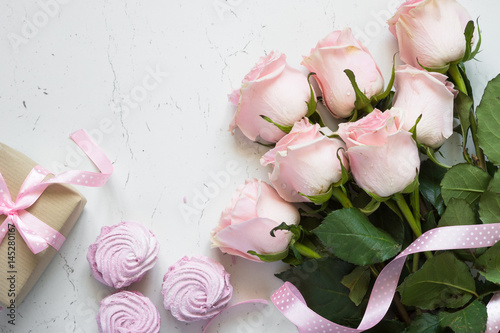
[[0, 130, 113, 254], [486, 293, 500, 332], [272, 224, 500, 333]]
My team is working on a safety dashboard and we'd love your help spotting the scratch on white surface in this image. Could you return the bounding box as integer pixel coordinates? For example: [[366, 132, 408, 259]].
[[57, 252, 77, 294], [124, 171, 130, 189], [103, 13, 135, 162], [32, 115, 40, 131], [169, 96, 182, 114], [151, 186, 167, 219], [224, 39, 252, 85], [104, 12, 119, 100], [205, 28, 251, 85]]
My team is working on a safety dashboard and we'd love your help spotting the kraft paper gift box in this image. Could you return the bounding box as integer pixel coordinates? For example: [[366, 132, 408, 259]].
[[0, 142, 86, 307]]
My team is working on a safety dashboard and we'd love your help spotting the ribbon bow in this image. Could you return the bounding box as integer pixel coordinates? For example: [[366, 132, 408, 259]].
[[0, 130, 113, 254]]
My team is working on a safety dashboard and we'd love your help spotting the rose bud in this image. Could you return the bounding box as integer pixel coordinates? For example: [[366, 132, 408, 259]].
[[302, 28, 384, 119], [229, 51, 310, 143], [393, 65, 457, 148], [388, 0, 474, 69], [211, 179, 300, 262], [337, 108, 420, 198], [261, 118, 348, 203]]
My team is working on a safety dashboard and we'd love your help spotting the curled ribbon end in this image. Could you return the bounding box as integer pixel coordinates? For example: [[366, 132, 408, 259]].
[[273, 224, 500, 333]]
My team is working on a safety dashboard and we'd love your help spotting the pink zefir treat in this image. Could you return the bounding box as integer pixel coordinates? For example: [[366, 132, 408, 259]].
[[87, 221, 160, 289], [162, 255, 233, 322], [97, 291, 160, 333]]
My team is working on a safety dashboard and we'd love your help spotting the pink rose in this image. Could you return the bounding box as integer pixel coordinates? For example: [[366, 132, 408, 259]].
[[302, 28, 384, 118], [337, 109, 420, 198], [393, 65, 457, 148], [261, 119, 348, 203], [229, 51, 310, 143], [388, 0, 473, 69], [211, 179, 300, 262]]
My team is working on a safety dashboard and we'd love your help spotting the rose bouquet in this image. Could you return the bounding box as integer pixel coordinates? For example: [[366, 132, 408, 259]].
[[213, 0, 500, 332]]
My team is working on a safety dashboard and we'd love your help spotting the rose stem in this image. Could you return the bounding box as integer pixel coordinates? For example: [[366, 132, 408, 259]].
[[411, 183, 421, 227], [412, 252, 420, 273], [368, 265, 411, 324], [411, 185, 422, 272], [448, 63, 486, 170], [393, 193, 432, 259], [331, 187, 353, 208], [393, 293, 411, 325], [470, 112, 487, 170], [369, 265, 379, 278]]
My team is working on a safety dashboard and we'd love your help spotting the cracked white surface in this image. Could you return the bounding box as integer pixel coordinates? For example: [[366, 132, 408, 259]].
[[0, 0, 499, 332]]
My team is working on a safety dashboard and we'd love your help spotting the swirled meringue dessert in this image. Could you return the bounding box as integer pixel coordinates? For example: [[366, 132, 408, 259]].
[[97, 291, 160, 333], [87, 221, 160, 289], [162, 255, 233, 322]]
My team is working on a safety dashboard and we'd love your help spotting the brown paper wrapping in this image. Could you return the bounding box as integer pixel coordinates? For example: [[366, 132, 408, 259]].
[[0, 143, 86, 307]]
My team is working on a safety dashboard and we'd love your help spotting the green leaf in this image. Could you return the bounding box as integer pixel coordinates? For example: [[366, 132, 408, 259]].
[[437, 199, 478, 261], [313, 208, 401, 265], [486, 161, 498, 177], [247, 249, 289, 262], [366, 190, 391, 202], [276, 257, 363, 327], [438, 199, 475, 227], [479, 190, 500, 224], [479, 169, 500, 224], [299, 204, 329, 220], [288, 243, 303, 264], [454, 91, 473, 149], [417, 57, 450, 74], [373, 90, 395, 112], [308, 110, 325, 127], [366, 320, 407, 333], [397, 252, 476, 310], [470, 19, 482, 60], [306, 73, 317, 117], [260, 115, 293, 133], [333, 147, 350, 187], [419, 160, 447, 215], [462, 20, 482, 63], [422, 210, 438, 233], [477, 74, 500, 165], [440, 164, 491, 205], [409, 114, 423, 142], [344, 69, 372, 112], [370, 203, 409, 247], [371, 54, 396, 104], [425, 147, 452, 170], [438, 300, 487, 333], [281, 253, 303, 266], [270, 222, 301, 240], [405, 313, 445, 333], [462, 20, 475, 62], [341, 266, 371, 306], [476, 278, 500, 298], [458, 63, 474, 99], [475, 241, 500, 284], [384, 200, 404, 221], [300, 186, 333, 205], [359, 198, 381, 215]]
